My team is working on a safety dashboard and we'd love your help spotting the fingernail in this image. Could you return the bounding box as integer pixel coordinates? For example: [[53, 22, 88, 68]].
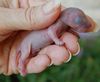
[[64, 50, 72, 63], [48, 61, 53, 67], [43, 0, 61, 14], [73, 43, 80, 56]]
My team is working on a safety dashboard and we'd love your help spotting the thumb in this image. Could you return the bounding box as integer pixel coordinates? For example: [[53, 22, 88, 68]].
[[0, 0, 61, 32]]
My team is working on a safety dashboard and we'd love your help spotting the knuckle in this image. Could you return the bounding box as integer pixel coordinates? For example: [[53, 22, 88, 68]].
[[24, 7, 38, 30]]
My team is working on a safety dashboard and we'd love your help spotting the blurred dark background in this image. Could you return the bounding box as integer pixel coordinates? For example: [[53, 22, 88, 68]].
[[0, 35, 100, 82]]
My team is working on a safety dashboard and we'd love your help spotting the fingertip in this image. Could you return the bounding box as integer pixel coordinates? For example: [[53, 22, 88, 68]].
[[36, 0, 61, 29], [26, 54, 50, 74], [72, 42, 80, 56], [48, 46, 69, 65], [39, 45, 70, 65], [61, 32, 79, 55], [64, 50, 72, 63], [28, 1, 61, 30], [43, 0, 61, 14]]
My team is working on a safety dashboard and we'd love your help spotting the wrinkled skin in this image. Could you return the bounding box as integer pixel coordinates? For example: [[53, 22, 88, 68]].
[[0, 0, 80, 75], [17, 7, 94, 76], [0, 0, 94, 76]]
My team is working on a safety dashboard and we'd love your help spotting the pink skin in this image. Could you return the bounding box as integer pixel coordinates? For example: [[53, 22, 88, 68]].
[[17, 7, 92, 76], [17, 20, 66, 76]]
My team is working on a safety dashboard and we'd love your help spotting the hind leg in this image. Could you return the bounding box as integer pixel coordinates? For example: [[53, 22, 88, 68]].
[[17, 42, 31, 76]]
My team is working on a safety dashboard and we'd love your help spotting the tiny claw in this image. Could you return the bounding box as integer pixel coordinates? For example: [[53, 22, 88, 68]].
[[18, 64, 27, 76], [20, 69, 27, 76], [18, 58, 27, 76]]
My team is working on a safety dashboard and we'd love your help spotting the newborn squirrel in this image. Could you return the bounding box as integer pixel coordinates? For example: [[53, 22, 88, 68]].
[[17, 7, 92, 76]]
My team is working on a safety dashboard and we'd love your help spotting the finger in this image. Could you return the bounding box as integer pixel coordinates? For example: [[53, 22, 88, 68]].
[[38, 45, 71, 65], [6, 0, 48, 8], [0, 0, 61, 33], [61, 32, 80, 56], [19, 0, 48, 8], [27, 54, 50, 73]]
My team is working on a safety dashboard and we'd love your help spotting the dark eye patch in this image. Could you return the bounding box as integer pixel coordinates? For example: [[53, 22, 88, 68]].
[[74, 15, 88, 26], [74, 16, 83, 24]]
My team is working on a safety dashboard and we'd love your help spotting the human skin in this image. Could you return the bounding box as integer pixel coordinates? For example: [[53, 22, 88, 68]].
[[0, 0, 95, 75], [0, 0, 80, 75], [17, 7, 94, 76]]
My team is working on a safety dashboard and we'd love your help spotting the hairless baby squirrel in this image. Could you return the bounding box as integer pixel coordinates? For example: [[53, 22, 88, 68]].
[[17, 7, 93, 76]]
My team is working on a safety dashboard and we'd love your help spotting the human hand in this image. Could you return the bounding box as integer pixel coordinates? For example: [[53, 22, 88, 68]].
[[0, 0, 61, 41], [0, 0, 82, 76], [12, 32, 80, 75], [0, 0, 62, 75]]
